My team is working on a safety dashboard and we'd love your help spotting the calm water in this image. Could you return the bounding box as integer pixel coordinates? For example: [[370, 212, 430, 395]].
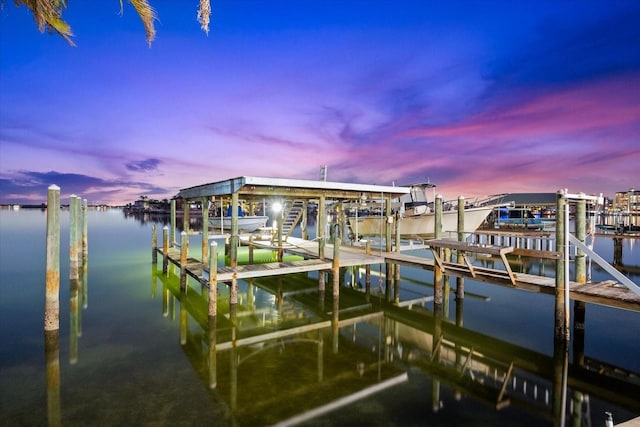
[[1, 209, 639, 426]]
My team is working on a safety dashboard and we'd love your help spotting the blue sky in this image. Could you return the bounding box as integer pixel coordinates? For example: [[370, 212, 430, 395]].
[[1, 1, 638, 205]]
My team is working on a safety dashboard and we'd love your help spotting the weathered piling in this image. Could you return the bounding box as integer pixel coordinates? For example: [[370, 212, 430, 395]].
[[45, 185, 61, 332], [394, 212, 401, 305], [433, 195, 443, 306], [230, 192, 239, 267], [208, 241, 218, 317], [202, 197, 209, 264], [162, 226, 169, 273], [554, 190, 569, 341], [82, 198, 88, 256], [456, 196, 465, 300], [575, 195, 586, 284], [152, 224, 158, 263], [332, 223, 341, 297], [170, 199, 176, 246], [276, 208, 284, 262], [180, 231, 188, 291], [69, 195, 80, 281]]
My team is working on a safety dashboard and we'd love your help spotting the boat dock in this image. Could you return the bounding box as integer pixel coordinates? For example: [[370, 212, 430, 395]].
[[152, 178, 639, 324], [155, 234, 640, 312]]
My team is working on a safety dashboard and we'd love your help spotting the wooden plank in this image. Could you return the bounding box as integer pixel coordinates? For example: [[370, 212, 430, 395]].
[[425, 239, 514, 256]]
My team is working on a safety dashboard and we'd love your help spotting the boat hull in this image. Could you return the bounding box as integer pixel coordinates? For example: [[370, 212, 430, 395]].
[[208, 216, 269, 233], [355, 206, 495, 238]]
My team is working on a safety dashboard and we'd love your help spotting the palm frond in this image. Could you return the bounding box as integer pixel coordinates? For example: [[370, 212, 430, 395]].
[[14, 0, 75, 45], [125, 0, 157, 46], [197, 0, 211, 35]]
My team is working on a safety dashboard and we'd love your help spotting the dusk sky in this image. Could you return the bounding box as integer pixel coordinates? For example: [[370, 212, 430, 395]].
[[1, 1, 638, 205]]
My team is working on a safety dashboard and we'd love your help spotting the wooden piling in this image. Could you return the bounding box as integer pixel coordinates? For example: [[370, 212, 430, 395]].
[[318, 195, 326, 259], [456, 196, 465, 300], [183, 198, 190, 234], [170, 199, 176, 247], [202, 197, 209, 264], [332, 223, 341, 297], [575, 196, 586, 284], [554, 190, 569, 341], [162, 226, 169, 273], [434, 195, 443, 306], [385, 193, 393, 252], [394, 212, 401, 305], [45, 185, 61, 332], [248, 235, 254, 264], [230, 192, 239, 267], [152, 224, 158, 263], [180, 231, 188, 291], [82, 198, 88, 257], [208, 241, 218, 317], [69, 195, 80, 281], [276, 207, 284, 262]]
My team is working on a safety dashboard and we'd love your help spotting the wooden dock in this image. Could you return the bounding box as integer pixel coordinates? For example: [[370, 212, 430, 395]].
[[155, 235, 640, 312]]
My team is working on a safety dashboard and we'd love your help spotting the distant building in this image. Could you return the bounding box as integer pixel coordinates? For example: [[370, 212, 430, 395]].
[[612, 188, 639, 214]]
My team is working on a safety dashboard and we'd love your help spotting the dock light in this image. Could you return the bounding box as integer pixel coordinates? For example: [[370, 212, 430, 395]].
[[272, 201, 283, 214]]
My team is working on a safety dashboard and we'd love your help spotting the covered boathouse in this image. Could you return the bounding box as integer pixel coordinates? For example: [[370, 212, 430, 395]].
[[176, 175, 411, 263]]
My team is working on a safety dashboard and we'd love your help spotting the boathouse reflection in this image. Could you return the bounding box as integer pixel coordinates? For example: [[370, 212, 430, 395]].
[[150, 265, 640, 426]]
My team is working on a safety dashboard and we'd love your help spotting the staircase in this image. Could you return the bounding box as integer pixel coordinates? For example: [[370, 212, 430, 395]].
[[280, 200, 305, 241]]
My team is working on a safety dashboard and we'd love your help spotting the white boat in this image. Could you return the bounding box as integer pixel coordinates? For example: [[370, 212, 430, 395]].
[[353, 183, 500, 239], [208, 215, 269, 233]]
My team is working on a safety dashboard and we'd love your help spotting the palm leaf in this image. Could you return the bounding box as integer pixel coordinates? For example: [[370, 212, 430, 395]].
[[121, 0, 157, 46], [14, 0, 75, 46]]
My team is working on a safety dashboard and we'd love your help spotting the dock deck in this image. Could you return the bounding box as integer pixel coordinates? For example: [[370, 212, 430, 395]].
[[156, 236, 640, 312]]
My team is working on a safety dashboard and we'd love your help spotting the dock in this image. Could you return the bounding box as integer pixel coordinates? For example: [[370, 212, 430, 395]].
[[155, 234, 640, 312], [153, 178, 639, 329]]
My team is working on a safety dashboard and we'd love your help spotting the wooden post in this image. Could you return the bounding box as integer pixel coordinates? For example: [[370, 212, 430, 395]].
[[180, 231, 188, 291], [152, 224, 158, 263], [209, 242, 218, 317], [69, 195, 79, 281], [277, 207, 284, 262], [434, 195, 443, 306], [202, 197, 209, 264], [301, 200, 309, 240], [575, 195, 586, 284], [554, 190, 569, 341], [394, 212, 401, 305], [170, 199, 176, 247], [82, 198, 88, 257], [248, 235, 254, 264], [318, 195, 326, 259], [162, 226, 169, 273], [456, 196, 465, 300], [332, 223, 341, 297], [45, 185, 61, 332], [183, 198, 190, 234], [230, 192, 239, 267], [385, 194, 392, 252]]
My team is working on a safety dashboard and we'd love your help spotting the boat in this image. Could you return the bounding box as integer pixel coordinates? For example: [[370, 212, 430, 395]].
[[208, 215, 269, 233], [352, 183, 501, 239], [493, 207, 547, 230]]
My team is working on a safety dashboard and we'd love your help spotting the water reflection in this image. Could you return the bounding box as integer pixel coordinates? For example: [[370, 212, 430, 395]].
[[151, 264, 640, 426]]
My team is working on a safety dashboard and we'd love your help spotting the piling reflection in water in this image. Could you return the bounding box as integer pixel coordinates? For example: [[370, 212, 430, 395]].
[[150, 262, 640, 426]]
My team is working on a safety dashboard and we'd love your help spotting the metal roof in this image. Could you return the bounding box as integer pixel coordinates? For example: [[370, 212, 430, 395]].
[[490, 193, 558, 206], [177, 176, 410, 200]]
